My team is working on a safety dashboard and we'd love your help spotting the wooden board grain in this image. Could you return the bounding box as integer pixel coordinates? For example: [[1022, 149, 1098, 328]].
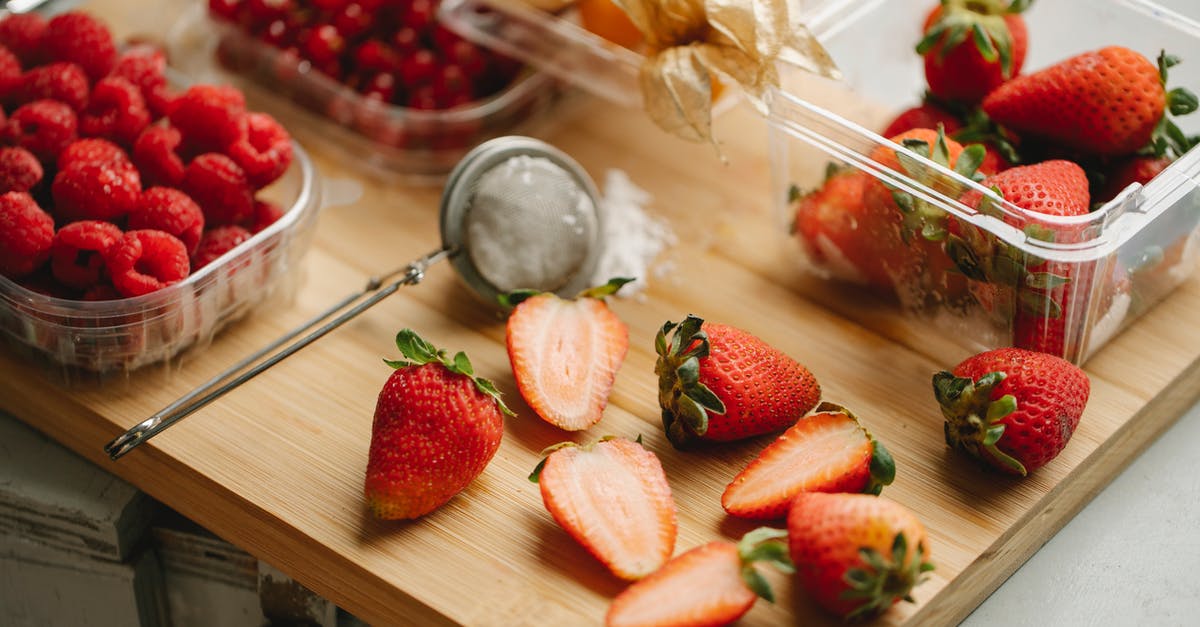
[[5, 5, 1200, 622]]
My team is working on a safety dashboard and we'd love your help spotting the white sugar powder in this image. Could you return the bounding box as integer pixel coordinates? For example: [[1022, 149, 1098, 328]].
[[590, 169, 677, 297]]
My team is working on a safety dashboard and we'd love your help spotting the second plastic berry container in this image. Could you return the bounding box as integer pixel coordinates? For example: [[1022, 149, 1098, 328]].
[[164, 2, 563, 183], [768, 0, 1200, 364], [0, 144, 320, 374]]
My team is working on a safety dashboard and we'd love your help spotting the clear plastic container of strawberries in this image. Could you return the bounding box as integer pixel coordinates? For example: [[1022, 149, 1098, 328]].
[[0, 10, 321, 374], [162, 0, 563, 182], [771, 0, 1200, 364]]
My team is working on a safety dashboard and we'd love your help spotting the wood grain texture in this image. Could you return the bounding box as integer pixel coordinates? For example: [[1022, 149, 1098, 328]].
[[5, 5, 1200, 622]]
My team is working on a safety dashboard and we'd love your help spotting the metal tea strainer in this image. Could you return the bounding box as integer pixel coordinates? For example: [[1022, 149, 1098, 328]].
[[104, 136, 603, 460]]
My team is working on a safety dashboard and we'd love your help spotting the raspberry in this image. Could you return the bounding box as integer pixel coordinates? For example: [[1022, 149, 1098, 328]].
[[51, 159, 141, 222], [57, 138, 129, 171], [182, 153, 254, 226], [110, 47, 173, 118], [0, 147, 43, 193], [0, 13, 47, 67], [129, 187, 204, 255], [251, 199, 285, 233], [132, 125, 186, 188], [168, 84, 247, 153], [228, 112, 293, 188], [49, 219, 123, 289], [192, 225, 251, 270], [82, 283, 121, 301], [20, 62, 90, 111], [80, 77, 151, 147], [0, 45, 22, 102], [104, 229, 190, 297], [4, 100, 78, 164], [43, 12, 116, 83], [0, 191, 53, 278]]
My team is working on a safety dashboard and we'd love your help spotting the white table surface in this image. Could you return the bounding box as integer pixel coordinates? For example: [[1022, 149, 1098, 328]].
[[963, 398, 1200, 625]]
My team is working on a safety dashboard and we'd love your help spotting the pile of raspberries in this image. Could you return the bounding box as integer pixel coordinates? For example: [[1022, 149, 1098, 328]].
[[0, 11, 293, 300]]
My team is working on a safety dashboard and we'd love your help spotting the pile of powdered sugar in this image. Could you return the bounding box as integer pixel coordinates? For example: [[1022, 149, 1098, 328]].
[[589, 169, 677, 297]]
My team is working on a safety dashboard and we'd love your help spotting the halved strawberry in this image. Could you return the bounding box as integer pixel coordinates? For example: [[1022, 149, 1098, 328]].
[[532, 436, 677, 580], [605, 528, 794, 627], [505, 278, 631, 431], [722, 403, 895, 520]]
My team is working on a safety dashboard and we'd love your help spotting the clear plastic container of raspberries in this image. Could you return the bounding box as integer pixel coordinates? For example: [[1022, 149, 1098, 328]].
[[164, 0, 563, 182], [768, 0, 1200, 364], [0, 11, 321, 373]]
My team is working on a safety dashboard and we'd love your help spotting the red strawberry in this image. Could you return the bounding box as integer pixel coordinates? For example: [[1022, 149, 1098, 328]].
[[504, 278, 631, 431], [364, 330, 512, 519], [722, 403, 895, 520], [863, 127, 985, 302], [788, 492, 933, 620], [532, 436, 676, 580], [605, 528, 794, 627], [917, 0, 1029, 104], [1095, 155, 1172, 205], [953, 160, 1091, 356], [982, 47, 1194, 157], [934, 347, 1090, 475], [881, 102, 963, 138], [655, 315, 820, 448], [790, 167, 895, 289]]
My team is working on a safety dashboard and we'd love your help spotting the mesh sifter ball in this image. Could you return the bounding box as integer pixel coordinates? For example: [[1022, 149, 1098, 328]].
[[106, 136, 605, 460]]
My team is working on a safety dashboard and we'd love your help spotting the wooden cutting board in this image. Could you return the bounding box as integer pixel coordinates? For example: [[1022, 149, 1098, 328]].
[[5, 6, 1200, 623]]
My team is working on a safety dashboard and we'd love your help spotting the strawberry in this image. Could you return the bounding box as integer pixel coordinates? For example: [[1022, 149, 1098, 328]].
[[504, 278, 631, 431], [982, 48, 1199, 157], [951, 160, 1091, 356], [788, 492, 933, 620], [531, 436, 676, 580], [863, 127, 986, 303], [882, 102, 963, 138], [790, 166, 894, 289], [655, 315, 820, 448], [364, 329, 512, 520], [1094, 155, 1172, 205], [916, 0, 1030, 104], [722, 402, 895, 520], [605, 528, 794, 627], [934, 347, 1090, 475]]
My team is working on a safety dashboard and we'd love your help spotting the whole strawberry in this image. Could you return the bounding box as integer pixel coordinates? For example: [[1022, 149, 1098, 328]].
[[788, 492, 933, 621], [655, 315, 820, 448], [365, 329, 512, 519], [953, 160, 1091, 355], [983, 47, 1197, 157], [917, 0, 1030, 103], [934, 347, 1090, 475]]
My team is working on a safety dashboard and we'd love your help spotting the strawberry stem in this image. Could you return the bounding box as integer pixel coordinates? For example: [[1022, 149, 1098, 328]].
[[736, 527, 795, 603], [655, 315, 727, 449], [578, 277, 635, 299], [933, 370, 1026, 475], [388, 329, 515, 417], [842, 532, 935, 621]]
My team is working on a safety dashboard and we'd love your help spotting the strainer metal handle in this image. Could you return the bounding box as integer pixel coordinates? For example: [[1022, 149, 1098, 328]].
[[102, 247, 451, 461]]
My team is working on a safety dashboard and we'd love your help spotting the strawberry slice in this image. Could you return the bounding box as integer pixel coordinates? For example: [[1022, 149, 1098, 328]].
[[532, 436, 677, 580], [505, 278, 632, 431], [605, 528, 794, 627], [722, 403, 895, 520]]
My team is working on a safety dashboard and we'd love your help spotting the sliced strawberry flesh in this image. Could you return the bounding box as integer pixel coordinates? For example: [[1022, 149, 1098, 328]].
[[606, 542, 755, 627], [722, 412, 871, 519], [540, 438, 675, 580], [508, 295, 628, 430]]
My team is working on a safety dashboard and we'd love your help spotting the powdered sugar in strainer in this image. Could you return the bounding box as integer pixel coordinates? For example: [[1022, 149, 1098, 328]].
[[106, 136, 604, 459]]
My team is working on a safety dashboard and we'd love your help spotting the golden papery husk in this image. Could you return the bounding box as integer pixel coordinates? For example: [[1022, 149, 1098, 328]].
[[617, 0, 840, 146]]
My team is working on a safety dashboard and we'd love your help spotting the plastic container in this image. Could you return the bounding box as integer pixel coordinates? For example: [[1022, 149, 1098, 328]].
[[0, 145, 321, 374], [164, 3, 563, 183], [768, 0, 1200, 363]]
